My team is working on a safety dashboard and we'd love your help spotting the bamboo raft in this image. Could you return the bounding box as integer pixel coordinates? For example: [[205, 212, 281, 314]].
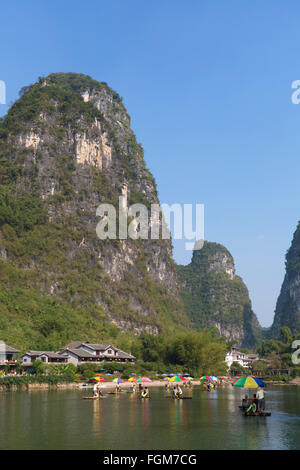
[[242, 411, 271, 417], [238, 406, 271, 416], [82, 396, 107, 400], [165, 396, 193, 400]]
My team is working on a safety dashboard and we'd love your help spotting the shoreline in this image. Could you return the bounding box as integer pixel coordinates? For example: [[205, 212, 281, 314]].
[[0, 379, 209, 392], [1, 377, 298, 392]]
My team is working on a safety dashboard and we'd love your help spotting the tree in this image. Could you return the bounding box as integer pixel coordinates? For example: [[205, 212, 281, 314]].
[[139, 333, 166, 363], [32, 360, 46, 375], [167, 332, 227, 377], [280, 326, 293, 345], [251, 360, 267, 371], [265, 351, 282, 369], [229, 361, 247, 375]]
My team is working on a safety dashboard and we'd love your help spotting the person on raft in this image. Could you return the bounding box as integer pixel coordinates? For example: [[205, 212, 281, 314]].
[[257, 387, 265, 411], [93, 382, 98, 397], [241, 394, 250, 411], [141, 387, 149, 398], [246, 394, 259, 414], [97, 383, 104, 397], [174, 385, 183, 399]]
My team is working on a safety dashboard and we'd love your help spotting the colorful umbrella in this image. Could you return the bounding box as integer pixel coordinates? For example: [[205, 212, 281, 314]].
[[128, 377, 137, 382], [136, 377, 152, 383], [88, 376, 105, 382], [112, 378, 124, 383], [200, 376, 210, 380], [233, 376, 266, 389], [163, 377, 170, 381], [210, 376, 219, 381], [169, 375, 183, 382], [218, 376, 226, 379], [231, 377, 241, 385]]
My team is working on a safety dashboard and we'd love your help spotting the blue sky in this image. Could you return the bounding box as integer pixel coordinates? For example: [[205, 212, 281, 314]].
[[1, 0, 300, 327]]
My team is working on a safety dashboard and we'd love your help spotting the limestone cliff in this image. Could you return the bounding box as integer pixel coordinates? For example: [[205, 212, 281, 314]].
[[271, 222, 300, 337], [0, 73, 188, 348], [0, 72, 261, 350], [177, 242, 262, 348]]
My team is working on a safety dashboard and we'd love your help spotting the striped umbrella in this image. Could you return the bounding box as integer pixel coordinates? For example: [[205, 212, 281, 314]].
[[169, 376, 183, 382], [88, 376, 105, 383], [231, 377, 241, 385], [136, 377, 151, 383], [128, 377, 137, 382], [200, 376, 210, 380], [112, 378, 124, 383], [233, 376, 266, 388]]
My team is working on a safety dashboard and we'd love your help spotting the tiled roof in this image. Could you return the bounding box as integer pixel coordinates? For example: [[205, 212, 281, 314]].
[[0, 344, 20, 354], [60, 348, 96, 358], [117, 350, 135, 359], [40, 352, 66, 359], [60, 341, 85, 350], [23, 351, 55, 357], [82, 343, 112, 351]]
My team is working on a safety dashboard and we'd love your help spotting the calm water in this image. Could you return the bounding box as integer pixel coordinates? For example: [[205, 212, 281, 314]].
[[0, 385, 300, 450]]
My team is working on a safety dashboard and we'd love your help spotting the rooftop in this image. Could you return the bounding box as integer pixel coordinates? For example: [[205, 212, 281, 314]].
[[60, 348, 96, 358], [0, 344, 20, 354]]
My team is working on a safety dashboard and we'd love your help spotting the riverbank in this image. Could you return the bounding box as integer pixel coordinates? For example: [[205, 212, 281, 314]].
[[2, 376, 297, 392], [0, 379, 221, 392]]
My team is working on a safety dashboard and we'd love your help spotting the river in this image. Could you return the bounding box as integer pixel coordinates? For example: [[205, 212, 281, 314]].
[[0, 385, 299, 449]]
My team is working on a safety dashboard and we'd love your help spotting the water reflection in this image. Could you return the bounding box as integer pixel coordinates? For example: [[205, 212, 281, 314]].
[[0, 386, 300, 449]]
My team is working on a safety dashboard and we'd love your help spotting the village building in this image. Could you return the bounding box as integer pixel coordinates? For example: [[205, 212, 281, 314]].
[[58, 348, 99, 366], [225, 347, 259, 369], [0, 344, 20, 374], [59, 341, 135, 365], [22, 351, 68, 365], [21, 342, 135, 367], [0, 344, 20, 363]]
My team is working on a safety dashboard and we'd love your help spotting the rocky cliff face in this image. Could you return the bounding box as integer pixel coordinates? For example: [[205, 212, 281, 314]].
[[0, 73, 188, 347], [177, 242, 262, 348], [0, 72, 261, 349], [271, 222, 300, 337]]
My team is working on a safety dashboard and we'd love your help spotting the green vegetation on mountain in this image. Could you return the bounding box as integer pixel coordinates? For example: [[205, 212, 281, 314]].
[[271, 222, 300, 337], [0, 73, 262, 350], [0, 73, 189, 349], [255, 326, 300, 379], [177, 242, 262, 348]]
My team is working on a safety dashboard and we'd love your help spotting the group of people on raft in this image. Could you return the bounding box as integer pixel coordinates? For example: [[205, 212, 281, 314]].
[[93, 381, 150, 398], [164, 380, 192, 398], [203, 381, 218, 392], [241, 388, 265, 415]]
